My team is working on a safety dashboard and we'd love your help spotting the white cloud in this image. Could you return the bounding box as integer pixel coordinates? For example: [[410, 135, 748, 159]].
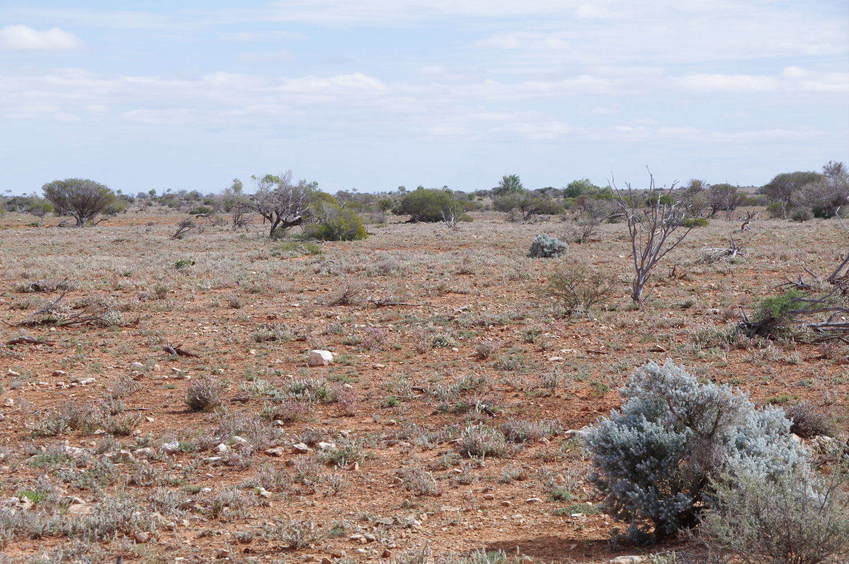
[[0, 24, 80, 50], [676, 68, 849, 94], [677, 73, 780, 92]]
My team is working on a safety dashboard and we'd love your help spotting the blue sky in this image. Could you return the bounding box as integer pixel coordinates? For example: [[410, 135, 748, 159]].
[[1, 1, 847, 194]]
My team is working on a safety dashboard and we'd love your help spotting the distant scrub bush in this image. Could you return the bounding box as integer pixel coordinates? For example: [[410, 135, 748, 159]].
[[528, 234, 566, 258], [303, 204, 367, 241], [681, 217, 709, 228], [395, 188, 469, 223], [790, 207, 814, 222], [583, 360, 808, 542]]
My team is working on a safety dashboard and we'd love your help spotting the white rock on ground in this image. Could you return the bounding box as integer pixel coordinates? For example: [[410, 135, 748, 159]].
[[308, 350, 334, 367]]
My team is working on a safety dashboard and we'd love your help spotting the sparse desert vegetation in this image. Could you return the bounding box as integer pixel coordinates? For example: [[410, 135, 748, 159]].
[[0, 167, 848, 563]]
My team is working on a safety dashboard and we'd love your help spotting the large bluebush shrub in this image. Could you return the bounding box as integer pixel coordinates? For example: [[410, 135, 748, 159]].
[[583, 360, 808, 541]]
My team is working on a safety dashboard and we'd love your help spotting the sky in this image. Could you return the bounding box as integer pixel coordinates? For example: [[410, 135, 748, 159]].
[[1, 1, 848, 195]]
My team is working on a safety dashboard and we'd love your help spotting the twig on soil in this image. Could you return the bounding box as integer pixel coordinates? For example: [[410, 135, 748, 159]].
[[162, 344, 199, 358]]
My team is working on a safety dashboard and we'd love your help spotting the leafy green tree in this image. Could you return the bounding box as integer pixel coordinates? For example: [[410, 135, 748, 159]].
[[493, 174, 525, 197], [707, 183, 742, 216], [395, 188, 467, 223], [42, 178, 116, 226], [791, 161, 849, 218], [761, 171, 823, 218], [564, 178, 599, 198]]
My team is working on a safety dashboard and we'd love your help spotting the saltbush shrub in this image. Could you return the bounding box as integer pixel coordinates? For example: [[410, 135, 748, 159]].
[[185, 377, 224, 412], [528, 234, 566, 258], [546, 261, 614, 316], [583, 360, 808, 542], [701, 464, 849, 564]]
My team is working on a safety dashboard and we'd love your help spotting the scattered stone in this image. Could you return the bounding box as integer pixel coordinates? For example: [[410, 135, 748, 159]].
[[317, 441, 336, 451], [231, 435, 249, 445], [75, 377, 96, 386], [292, 443, 312, 453], [52, 370, 67, 377], [7, 369, 20, 377], [256, 487, 272, 498], [265, 447, 286, 457], [130, 362, 145, 370], [3, 398, 14, 408], [67, 503, 92, 516], [308, 350, 334, 367], [525, 497, 542, 504], [161, 440, 180, 453], [133, 447, 156, 459], [216, 443, 229, 453], [62, 445, 89, 458], [609, 557, 646, 564]]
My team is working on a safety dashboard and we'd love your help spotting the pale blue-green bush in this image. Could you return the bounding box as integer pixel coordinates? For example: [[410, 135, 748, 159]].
[[583, 360, 808, 542], [528, 233, 566, 258]]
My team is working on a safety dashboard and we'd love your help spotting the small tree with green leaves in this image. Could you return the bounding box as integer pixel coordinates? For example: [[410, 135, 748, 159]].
[[493, 174, 525, 197], [42, 178, 116, 227], [395, 188, 467, 223]]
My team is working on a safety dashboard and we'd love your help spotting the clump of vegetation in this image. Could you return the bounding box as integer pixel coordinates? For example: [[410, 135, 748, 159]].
[[583, 360, 808, 542], [783, 402, 836, 439], [545, 260, 614, 316], [740, 289, 806, 338], [395, 188, 470, 223], [528, 233, 566, 258], [263, 519, 326, 549], [700, 465, 849, 564], [499, 419, 562, 443], [458, 424, 510, 458], [185, 376, 224, 411], [303, 203, 367, 241], [398, 467, 440, 496]]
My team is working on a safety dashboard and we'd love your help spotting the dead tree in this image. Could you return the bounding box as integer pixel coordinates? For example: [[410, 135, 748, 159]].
[[246, 172, 313, 238], [739, 210, 756, 232], [614, 171, 694, 303], [700, 236, 745, 264], [741, 252, 849, 342], [171, 219, 195, 240], [231, 204, 251, 230]]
